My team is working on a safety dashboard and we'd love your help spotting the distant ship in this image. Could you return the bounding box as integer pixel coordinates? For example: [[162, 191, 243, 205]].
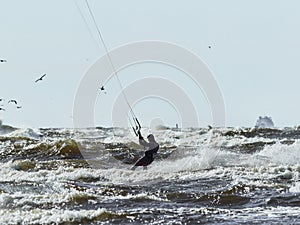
[[255, 116, 274, 128]]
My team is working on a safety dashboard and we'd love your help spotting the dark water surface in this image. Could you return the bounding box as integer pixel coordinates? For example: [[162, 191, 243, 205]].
[[0, 126, 300, 224]]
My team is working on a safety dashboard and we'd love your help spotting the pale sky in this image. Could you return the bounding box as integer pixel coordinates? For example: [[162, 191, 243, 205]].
[[1, 0, 300, 128]]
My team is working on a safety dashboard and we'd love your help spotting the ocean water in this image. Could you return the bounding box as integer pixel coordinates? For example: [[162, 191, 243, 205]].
[[0, 125, 300, 224]]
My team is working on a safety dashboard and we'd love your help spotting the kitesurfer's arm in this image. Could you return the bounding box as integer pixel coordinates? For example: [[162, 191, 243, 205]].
[[138, 130, 151, 147]]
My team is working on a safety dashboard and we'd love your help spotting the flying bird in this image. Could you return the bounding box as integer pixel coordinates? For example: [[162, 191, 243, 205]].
[[35, 74, 46, 83], [0, 108, 5, 111], [0, 98, 4, 101], [17, 106, 22, 109], [0, 59, 7, 63], [100, 86, 107, 94], [8, 100, 17, 105]]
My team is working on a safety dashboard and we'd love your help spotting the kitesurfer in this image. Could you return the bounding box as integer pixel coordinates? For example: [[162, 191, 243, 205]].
[[131, 130, 159, 170]]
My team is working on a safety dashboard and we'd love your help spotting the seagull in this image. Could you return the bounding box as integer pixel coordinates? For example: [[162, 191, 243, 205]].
[[0, 98, 4, 101], [100, 86, 107, 94], [208, 46, 212, 49], [0, 108, 5, 111], [35, 73, 46, 83], [8, 100, 17, 105], [0, 59, 7, 63], [17, 106, 22, 109]]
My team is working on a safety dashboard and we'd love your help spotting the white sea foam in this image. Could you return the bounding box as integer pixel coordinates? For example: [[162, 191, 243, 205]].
[[0, 208, 107, 225], [256, 140, 300, 166], [289, 181, 300, 193], [5, 128, 41, 139]]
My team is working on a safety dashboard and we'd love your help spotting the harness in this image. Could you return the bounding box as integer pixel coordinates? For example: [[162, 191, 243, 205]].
[[145, 145, 159, 159]]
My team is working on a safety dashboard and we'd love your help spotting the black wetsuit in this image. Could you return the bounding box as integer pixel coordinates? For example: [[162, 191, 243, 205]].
[[134, 145, 159, 166]]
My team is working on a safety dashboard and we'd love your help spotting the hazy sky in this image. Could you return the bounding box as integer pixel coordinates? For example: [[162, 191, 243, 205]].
[[1, 0, 300, 128]]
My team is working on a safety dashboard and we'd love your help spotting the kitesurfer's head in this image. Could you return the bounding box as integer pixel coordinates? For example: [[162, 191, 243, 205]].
[[147, 134, 155, 142]]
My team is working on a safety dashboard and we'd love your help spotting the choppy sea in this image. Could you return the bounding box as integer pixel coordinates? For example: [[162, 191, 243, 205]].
[[0, 125, 300, 224]]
